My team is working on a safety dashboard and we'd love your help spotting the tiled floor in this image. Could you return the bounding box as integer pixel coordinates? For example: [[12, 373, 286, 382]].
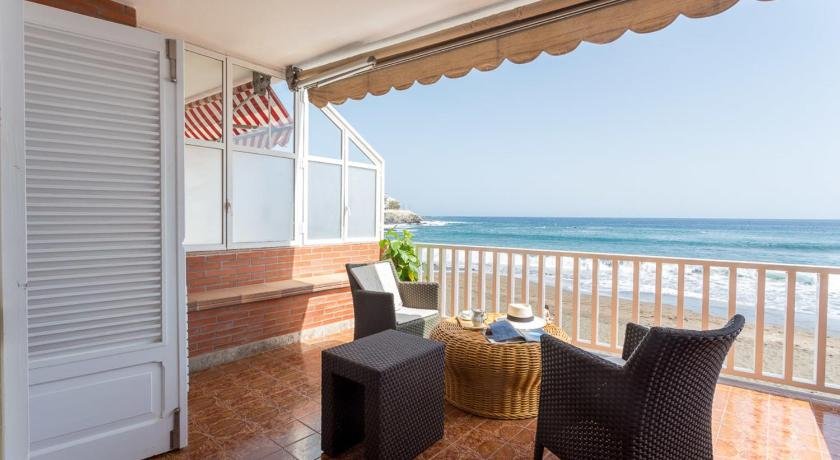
[[156, 331, 840, 460]]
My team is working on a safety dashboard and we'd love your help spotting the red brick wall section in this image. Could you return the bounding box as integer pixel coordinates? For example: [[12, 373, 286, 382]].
[[186, 242, 381, 359], [188, 288, 354, 358], [186, 242, 380, 294]]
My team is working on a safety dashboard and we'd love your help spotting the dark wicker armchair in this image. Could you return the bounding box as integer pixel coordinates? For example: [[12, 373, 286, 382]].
[[346, 261, 440, 339], [535, 315, 745, 460]]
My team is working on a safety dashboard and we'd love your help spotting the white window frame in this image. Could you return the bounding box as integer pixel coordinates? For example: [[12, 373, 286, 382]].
[[183, 45, 227, 251], [302, 92, 384, 245], [183, 45, 302, 251], [226, 56, 300, 249]]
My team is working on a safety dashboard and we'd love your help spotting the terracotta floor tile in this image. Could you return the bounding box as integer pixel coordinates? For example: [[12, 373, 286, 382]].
[[285, 433, 322, 460], [266, 420, 317, 447], [473, 418, 525, 440], [260, 449, 295, 460], [442, 419, 475, 444], [486, 442, 517, 460], [224, 434, 283, 460], [151, 330, 840, 459], [434, 444, 483, 460], [297, 409, 321, 433], [457, 428, 489, 454], [416, 439, 451, 460], [506, 426, 536, 451]]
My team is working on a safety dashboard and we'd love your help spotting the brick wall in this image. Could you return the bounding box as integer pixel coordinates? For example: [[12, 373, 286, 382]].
[[186, 242, 380, 360], [188, 289, 354, 357], [186, 242, 380, 294]]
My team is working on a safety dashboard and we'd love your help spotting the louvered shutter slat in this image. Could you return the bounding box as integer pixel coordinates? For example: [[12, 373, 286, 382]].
[[24, 23, 164, 362]]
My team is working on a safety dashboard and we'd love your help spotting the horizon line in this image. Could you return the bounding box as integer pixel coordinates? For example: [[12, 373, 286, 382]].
[[413, 215, 840, 221]]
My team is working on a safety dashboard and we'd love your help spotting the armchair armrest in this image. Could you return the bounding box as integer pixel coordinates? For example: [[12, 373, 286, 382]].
[[397, 281, 439, 310], [621, 322, 650, 360]]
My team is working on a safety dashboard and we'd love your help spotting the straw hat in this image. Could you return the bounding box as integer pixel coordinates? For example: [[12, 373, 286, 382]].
[[505, 303, 546, 330]]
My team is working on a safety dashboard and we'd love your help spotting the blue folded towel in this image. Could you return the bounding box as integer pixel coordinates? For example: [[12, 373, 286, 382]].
[[485, 320, 524, 343], [485, 320, 547, 343]]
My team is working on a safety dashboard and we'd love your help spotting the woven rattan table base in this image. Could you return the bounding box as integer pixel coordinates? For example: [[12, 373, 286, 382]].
[[430, 314, 569, 419]]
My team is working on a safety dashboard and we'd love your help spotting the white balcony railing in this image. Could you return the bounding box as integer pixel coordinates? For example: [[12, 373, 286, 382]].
[[415, 242, 840, 397]]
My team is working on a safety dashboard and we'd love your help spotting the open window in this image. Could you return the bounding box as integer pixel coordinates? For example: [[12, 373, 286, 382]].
[[306, 102, 383, 243]]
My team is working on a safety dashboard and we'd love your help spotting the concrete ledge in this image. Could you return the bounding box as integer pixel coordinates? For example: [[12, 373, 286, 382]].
[[187, 272, 349, 311], [188, 319, 354, 372]]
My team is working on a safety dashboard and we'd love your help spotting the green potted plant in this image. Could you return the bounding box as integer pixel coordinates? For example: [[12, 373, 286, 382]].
[[379, 228, 420, 281]]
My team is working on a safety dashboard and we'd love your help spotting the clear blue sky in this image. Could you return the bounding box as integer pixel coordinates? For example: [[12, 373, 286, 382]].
[[336, 0, 840, 219]]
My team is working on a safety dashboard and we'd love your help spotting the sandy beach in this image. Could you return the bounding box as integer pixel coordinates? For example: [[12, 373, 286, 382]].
[[447, 273, 840, 387]]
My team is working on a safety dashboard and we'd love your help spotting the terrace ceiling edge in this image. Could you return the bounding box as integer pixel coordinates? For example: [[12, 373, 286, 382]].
[[302, 0, 759, 107], [13, 3, 186, 458]]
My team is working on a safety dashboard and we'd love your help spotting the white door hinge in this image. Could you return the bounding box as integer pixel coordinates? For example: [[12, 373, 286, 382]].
[[165, 39, 177, 83]]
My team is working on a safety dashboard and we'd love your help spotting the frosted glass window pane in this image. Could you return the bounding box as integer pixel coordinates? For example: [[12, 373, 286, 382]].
[[184, 51, 223, 143], [230, 152, 294, 243], [308, 162, 342, 239], [348, 139, 373, 165], [185, 145, 223, 245], [309, 106, 341, 159], [230, 65, 295, 152], [348, 167, 377, 238]]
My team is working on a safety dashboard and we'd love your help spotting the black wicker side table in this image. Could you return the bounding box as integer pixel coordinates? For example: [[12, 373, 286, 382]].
[[321, 329, 445, 460]]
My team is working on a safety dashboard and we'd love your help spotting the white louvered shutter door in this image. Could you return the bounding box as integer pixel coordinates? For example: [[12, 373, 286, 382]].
[[24, 4, 181, 459]]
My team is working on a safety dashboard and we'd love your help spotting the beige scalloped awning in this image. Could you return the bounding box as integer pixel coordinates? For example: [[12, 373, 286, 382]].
[[305, 0, 748, 107]]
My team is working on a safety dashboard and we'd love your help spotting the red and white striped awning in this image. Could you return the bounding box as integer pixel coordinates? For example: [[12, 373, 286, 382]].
[[184, 82, 293, 150]]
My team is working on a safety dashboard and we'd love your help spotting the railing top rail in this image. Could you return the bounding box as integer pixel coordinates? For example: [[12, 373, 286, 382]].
[[415, 242, 840, 274]]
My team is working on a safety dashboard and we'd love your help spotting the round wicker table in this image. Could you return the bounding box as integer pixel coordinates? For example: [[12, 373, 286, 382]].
[[430, 313, 570, 419]]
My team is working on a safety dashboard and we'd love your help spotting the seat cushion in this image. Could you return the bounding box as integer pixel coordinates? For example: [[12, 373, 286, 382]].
[[395, 307, 437, 324], [350, 262, 404, 308]]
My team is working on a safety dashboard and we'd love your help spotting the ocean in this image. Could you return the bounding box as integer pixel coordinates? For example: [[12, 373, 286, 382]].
[[398, 217, 840, 332]]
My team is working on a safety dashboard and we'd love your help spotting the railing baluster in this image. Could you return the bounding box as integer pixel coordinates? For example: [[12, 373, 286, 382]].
[[464, 249, 473, 311], [611, 259, 619, 350], [816, 272, 829, 390], [438, 248, 447, 315], [492, 251, 500, 312], [572, 256, 580, 343], [632, 260, 640, 323], [591, 258, 599, 344], [676, 263, 685, 329], [522, 253, 530, 305], [555, 256, 563, 328], [428, 247, 435, 282], [537, 255, 546, 317], [654, 262, 662, 326], [784, 271, 796, 383], [451, 250, 460, 316], [477, 251, 486, 310], [431, 248, 436, 283], [506, 252, 514, 308], [727, 266, 738, 369], [702, 264, 711, 330], [755, 268, 766, 377]]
